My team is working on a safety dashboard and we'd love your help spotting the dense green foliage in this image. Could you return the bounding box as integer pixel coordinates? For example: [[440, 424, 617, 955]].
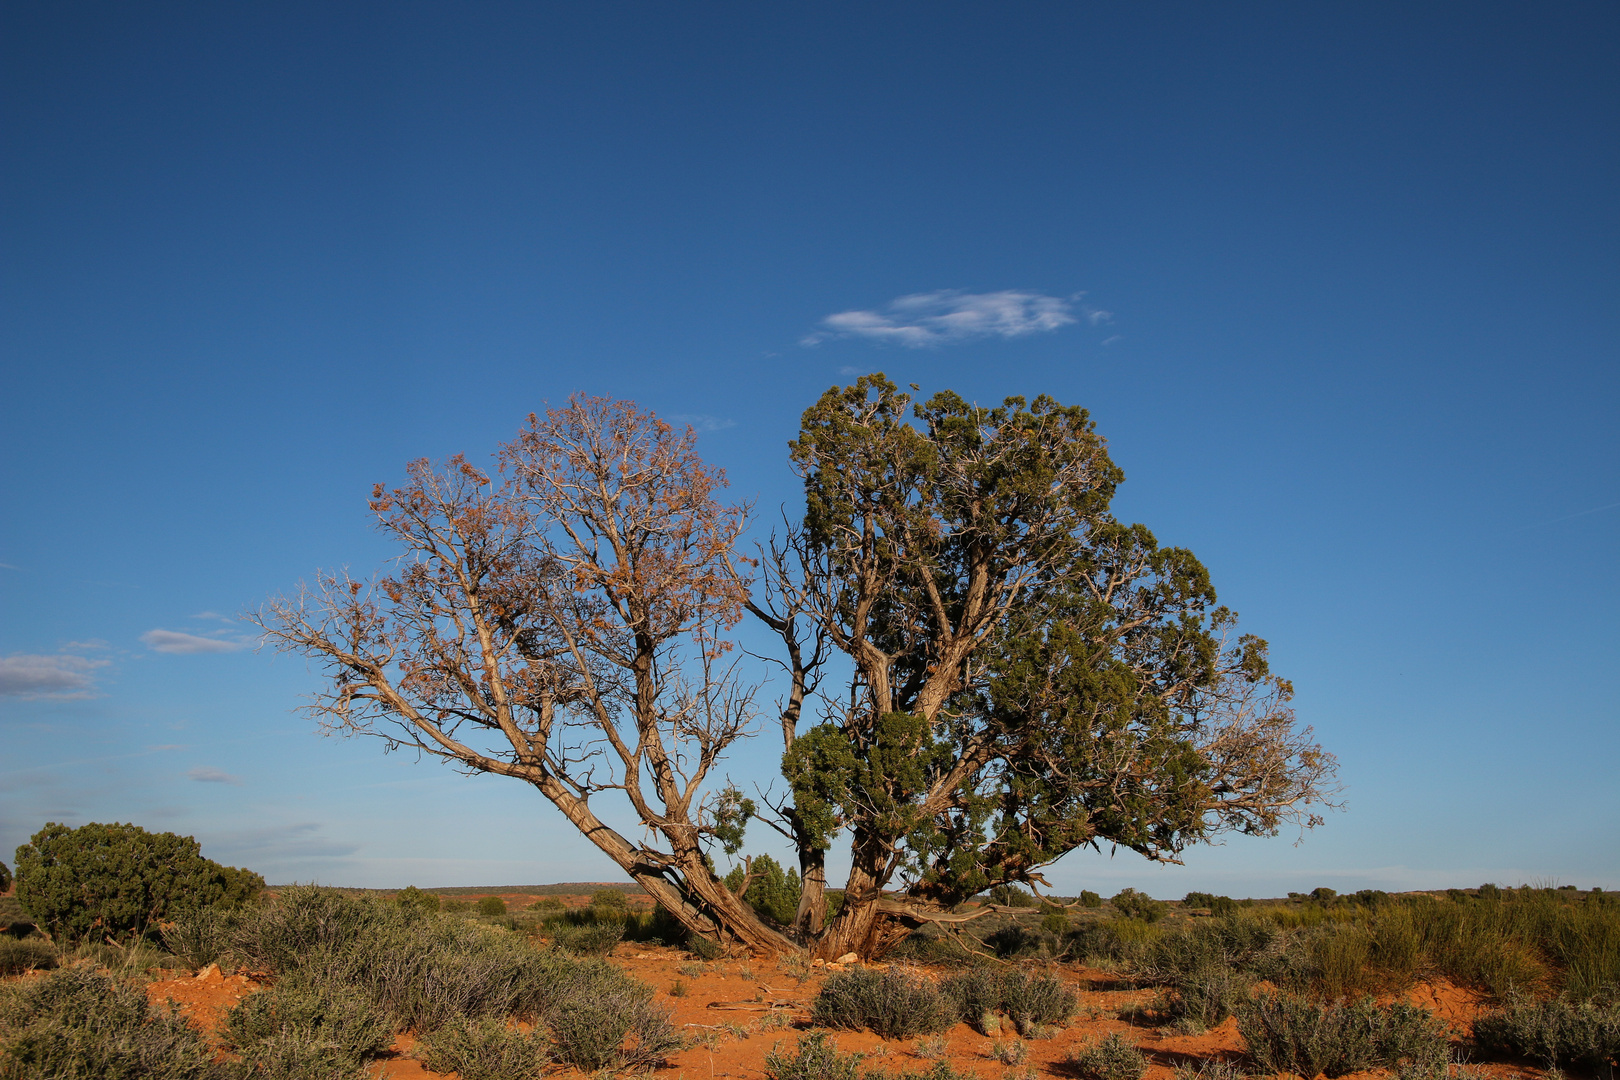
[[1110, 888, 1167, 923], [0, 861, 10, 894], [13, 822, 263, 944], [725, 854, 802, 925], [761, 374, 1333, 956]]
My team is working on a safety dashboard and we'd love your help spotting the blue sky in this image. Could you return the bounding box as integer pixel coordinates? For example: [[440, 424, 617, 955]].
[[2, 2, 1615, 897]]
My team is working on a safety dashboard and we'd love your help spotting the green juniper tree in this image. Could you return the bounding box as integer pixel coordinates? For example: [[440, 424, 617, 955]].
[[13, 822, 263, 944], [746, 375, 1335, 956]]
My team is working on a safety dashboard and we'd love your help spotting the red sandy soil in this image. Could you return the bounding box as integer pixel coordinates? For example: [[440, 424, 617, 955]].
[[133, 942, 1550, 1080]]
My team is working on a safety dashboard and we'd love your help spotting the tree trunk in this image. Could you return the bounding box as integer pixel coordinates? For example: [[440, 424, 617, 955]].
[[531, 774, 797, 956], [794, 845, 826, 934]]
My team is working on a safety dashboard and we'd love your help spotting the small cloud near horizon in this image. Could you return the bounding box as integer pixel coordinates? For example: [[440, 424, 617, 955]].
[[0, 653, 109, 699], [140, 629, 246, 655], [803, 289, 1100, 348], [188, 766, 244, 785]]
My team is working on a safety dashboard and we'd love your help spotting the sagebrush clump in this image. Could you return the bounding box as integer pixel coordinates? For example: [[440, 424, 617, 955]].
[[810, 967, 955, 1039], [0, 963, 225, 1079], [1068, 1032, 1149, 1080], [1473, 993, 1620, 1073], [1237, 993, 1448, 1078]]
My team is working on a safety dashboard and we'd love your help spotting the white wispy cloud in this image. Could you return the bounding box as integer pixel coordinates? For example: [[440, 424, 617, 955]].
[[188, 766, 244, 785], [666, 413, 737, 433], [0, 653, 109, 699], [803, 290, 1091, 348], [190, 611, 235, 624], [140, 629, 246, 655]]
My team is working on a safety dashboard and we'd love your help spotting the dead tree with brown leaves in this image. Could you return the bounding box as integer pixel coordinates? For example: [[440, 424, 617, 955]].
[[252, 397, 792, 954]]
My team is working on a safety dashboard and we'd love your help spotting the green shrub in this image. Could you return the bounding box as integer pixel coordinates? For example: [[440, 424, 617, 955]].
[[1183, 892, 1239, 917], [414, 1015, 548, 1080], [542, 963, 680, 1072], [0, 963, 226, 1079], [1042, 911, 1071, 934], [475, 895, 507, 917], [0, 860, 11, 893], [527, 897, 565, 913], [1067, 1032, 1148, 1080], [223, 975, 392, 1068], [229, 1029, 370, 1080], [13, 822, 264, 944], [161, 906, 239, 971], [1111, 889, 1167, 923], [940, 969, 1076, 1035], [1473, 994, 1620, 1072], [724, 856, 801, 924], [394, 886, 440, 913], [811, 967, 955, 1039], [0, 939, 57, 977], [590, 888, 628, 909], [222, 886, 572, 1029], [764, 1031, 864, 1080], [887, 931, 987, 968], [686, 931, 724, 960], [988, 884, 1038, 907], [1237, 993, 1448, 1078], [552, 921, 624, 955]]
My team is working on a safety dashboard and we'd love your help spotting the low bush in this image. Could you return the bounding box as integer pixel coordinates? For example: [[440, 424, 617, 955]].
[[1111, 889, 1167, 924], [0, 963, 226, 1079], [887, 931, 987, 968], [1079, 890, 1102, 908], [414, 1015, 548, 1080], [591, 888, 629, 909], [0, 861, 10, 893], [988, 884, 1039, 908], [223, 975, 392, 1068], [231, 1029, 370, 1080], [161, 905, 237, 971], [941, 969, 1076, 1034], [764, 1031, 864, 1080], [1472, 994, 1620, 1072], [0, 939, 56, 977], [475, 896, 506, 917], [1237, 993, 1448, 1078], [543, 962, 680, 1072], [811, 967, 955, 1039], [394, 886, 439, 913], [527, 897, 565, 913], [1067, 1032, 1148, 1080], [551, 920, 624, 955], [13, 822, 264, 944]]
